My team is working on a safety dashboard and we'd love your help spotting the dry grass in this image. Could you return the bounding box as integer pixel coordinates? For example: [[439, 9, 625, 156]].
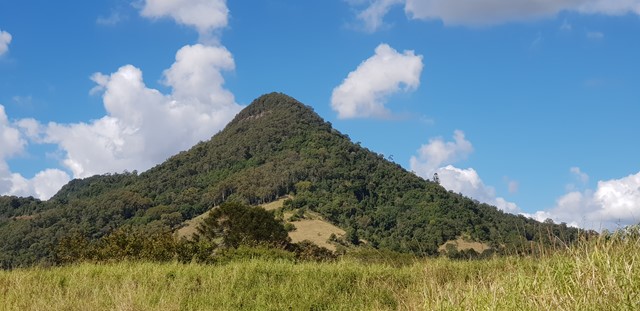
[[1, 234, 639, 310], [261, 196, 291, 211], [0, 260, 416, 311], [175, 210, 212, 239], [289, 219, 346, 251], [438, 236, 491, 253]]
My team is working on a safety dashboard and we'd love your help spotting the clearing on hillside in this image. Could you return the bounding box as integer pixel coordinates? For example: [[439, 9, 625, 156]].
[[175, 196, 345, 251], [175, 197, 290, 239], [438, 237, 491, 253], [261, 196, 291, 211], [288, 219, 345, 251], [175, 210, 212, 239]]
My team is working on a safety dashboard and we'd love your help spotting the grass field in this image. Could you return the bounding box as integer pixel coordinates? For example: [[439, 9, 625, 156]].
[[1, 234, 638, 311]]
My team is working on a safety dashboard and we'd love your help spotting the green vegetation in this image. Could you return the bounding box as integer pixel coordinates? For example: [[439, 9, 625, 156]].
[[194, 202, 290, 249], [0, 93, 591, 269], [52, 202, 335, 265], [1, 231, 638, 310]]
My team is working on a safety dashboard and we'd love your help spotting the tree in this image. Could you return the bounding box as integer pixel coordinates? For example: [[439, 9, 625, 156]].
[[346, 227, 360, 245], [195, 202, 290, 249]]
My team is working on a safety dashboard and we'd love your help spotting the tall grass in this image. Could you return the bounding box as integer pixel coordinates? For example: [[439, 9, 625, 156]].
[[1, 234, 638, 310]]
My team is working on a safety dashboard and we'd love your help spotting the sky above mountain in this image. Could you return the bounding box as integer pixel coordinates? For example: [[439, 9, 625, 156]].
[[0, 0, 638, 230]]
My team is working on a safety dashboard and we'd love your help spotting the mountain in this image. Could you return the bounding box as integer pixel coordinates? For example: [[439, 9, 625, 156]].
[[0, 93, 583, 268]]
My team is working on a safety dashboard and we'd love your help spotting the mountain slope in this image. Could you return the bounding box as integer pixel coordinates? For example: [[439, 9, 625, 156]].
[[0, 93, 583, 268]]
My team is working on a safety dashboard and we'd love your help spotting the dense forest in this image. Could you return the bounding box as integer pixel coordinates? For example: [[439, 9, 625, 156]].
[[0, 93, 589, 268]]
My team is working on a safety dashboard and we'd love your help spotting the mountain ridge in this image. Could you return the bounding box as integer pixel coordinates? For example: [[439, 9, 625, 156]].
[[0, 92, 584, 268]]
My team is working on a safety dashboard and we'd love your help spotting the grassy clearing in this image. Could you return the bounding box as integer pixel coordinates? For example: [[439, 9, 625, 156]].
[[261, 196, 291, 211], [1, 237, 638, 310], [288, 219, 346, 251], [175, 210, 212, 239], [438, 236, 492, 253]]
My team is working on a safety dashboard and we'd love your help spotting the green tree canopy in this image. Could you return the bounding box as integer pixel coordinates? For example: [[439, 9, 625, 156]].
[[195, 202, 290, 249]]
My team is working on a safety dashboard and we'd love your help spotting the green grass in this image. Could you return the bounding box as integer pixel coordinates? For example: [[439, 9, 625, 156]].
[[1, 236, 639, 310]]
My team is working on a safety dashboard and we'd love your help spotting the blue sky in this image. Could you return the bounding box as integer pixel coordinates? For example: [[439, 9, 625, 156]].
[[0, 0, 638, 230]]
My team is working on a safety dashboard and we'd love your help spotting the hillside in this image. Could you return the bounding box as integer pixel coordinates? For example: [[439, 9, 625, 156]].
[[0, 93, 584, 268]]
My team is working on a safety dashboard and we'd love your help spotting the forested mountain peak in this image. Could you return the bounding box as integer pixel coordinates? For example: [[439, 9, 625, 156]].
[[0, 93, 586, 268], [230, 92, 320, 124]]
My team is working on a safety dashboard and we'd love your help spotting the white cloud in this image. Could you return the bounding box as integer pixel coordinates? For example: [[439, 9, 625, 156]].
[[437, 165, 520, 213], [44, 44, 242, 179], [141, 0, 228, 37], [351, 0, 640, 30], [410, 130, 518, 213], [0, 105, 27, 196], [4, 168, 71, 200], [570, 166, 589, 183], [30, 169, 71, 199], [331, 43, 423, 119], [409, 130, 472, 176], [0, 105, 70, 200], [0, 105, 25, 159], [355, 0, 404, 32], [0, 29, 11, 56], [525, 171, 640, 230]]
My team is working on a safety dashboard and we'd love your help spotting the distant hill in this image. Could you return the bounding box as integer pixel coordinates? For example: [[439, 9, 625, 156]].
[[0, 93, 585, 268]]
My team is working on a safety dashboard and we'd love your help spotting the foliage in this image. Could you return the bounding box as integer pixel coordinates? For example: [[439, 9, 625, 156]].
[[0, 93, 591, 268], [194, 202, 290, 249], [288, 240, 337, 262], [53, 215, 332, 266]]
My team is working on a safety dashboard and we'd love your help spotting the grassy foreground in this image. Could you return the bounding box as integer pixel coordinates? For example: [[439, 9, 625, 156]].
[[1, 238, 639, 310]]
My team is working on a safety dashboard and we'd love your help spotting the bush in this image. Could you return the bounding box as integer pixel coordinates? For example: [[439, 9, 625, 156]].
[[284, 223, 297, 232], [289, 240, 337, 262]]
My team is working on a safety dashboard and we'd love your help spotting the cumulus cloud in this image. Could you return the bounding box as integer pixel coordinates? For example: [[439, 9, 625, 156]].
[[0, 105, 70, 200], [0, 105, 25, 159], [4, 168, 71, 200], [410, 130, 518, 213], [409, 130, 472, 175], [351, 0, 640, 30], [525, 171, 640, 230], [331, 43, 423, 119], [141, 0, 228, 39], [0, 29, 11, 56], [437, 165, 520, 213], [44, 44, 242, 179]]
